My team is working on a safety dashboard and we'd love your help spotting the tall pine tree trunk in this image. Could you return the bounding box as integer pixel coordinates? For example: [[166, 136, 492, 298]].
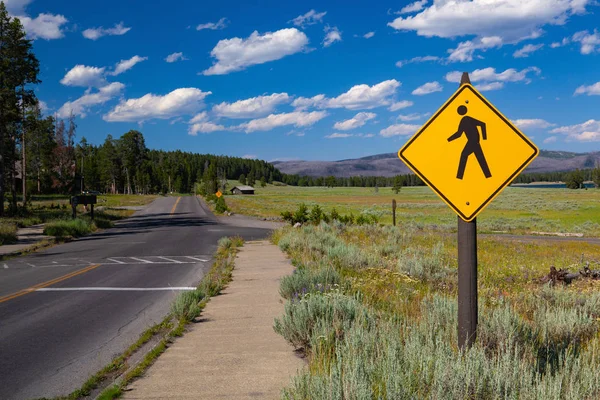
[[21, 86, 26, 206]]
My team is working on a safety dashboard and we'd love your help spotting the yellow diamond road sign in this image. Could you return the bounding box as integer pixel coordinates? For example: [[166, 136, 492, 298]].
[[398, 84, 539, 222], [216, 190, 222, 198]]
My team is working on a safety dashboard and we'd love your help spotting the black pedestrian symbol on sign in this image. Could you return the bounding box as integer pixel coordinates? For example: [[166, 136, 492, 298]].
[[447, 105, 492, 180]]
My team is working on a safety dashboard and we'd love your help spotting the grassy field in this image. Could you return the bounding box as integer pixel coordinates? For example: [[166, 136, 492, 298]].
[[0, 194, 159, 244], [224, 183, 600, 236], [272, 223, 600, 399]]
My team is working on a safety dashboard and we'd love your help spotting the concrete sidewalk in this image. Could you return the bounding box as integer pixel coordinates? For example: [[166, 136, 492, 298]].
[[123, 240, 303, 399], [0, 224, 49, 257]]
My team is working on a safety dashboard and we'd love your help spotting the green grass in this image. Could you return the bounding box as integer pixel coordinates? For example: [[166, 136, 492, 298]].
[[43, 219, 95, 238], [273, 223, 600, 399], [226, 184, 600, 236], [0, 222, 18, 245], [97, 194, 159, 208]]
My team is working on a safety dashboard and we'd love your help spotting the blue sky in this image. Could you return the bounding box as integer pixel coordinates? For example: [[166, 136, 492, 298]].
[[8, 0, 600, 161]]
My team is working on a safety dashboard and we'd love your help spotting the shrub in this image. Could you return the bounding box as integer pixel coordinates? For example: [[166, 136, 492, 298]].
[[215, 197, 228, 213], [274, 292, 364, 351], [43, 219, 95, 238], [0, 222, 18, 245], [280, 266, 341, 300], [281, 203, 309, 225], [171, 288, 206, 321], [309, 205, 324, 225]]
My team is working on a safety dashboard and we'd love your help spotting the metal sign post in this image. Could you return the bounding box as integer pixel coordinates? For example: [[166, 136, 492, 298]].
[[392, 199, 397, 226]]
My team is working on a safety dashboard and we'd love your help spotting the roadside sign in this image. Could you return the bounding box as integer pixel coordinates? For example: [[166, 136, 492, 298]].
[[216, 190, 222, 198], [398, 83, 538, 222]]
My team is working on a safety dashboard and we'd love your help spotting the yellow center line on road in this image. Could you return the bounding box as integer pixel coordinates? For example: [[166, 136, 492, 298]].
[[170, 196, 182, 214], [0, 264, 101, 304]]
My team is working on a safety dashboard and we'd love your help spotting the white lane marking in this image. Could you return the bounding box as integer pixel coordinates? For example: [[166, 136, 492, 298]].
[[3, 264, 8, 269], [36, 287, 196, 292], [185, 256, 209, 262], [129, 257, 153, 264], [157, 256, 184, 264], [106, 258, 126, 264]]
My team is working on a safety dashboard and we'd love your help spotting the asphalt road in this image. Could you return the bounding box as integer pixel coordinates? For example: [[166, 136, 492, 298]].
[[0, 196, 272, 400]]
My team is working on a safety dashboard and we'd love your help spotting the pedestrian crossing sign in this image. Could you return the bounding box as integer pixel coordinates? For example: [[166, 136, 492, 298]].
[[398, 83, 539, 222]]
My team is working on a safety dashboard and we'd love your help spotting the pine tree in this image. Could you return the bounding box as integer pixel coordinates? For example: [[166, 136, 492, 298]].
[[25, 104, 55, 193], [0, 3, 40, 214], [392, 175, 404, 194]]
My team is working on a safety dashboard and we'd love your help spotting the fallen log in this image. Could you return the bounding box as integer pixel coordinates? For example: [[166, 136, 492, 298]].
[[541, 265, 600, 285]]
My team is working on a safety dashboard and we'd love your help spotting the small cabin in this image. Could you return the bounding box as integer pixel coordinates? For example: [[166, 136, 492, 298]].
[[231, 185, 255, 195]]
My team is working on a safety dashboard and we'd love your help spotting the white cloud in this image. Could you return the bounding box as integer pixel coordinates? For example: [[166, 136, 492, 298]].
[[108, 55, 147, 76], [325, 132, 374, 139], [104, 88, 212, 122], [242, 154, 257, 159], [289, 10, 327, 27], [293, 80, 401, 111], [196, 17, 228, 31], [38, 100, 49, 113], [188, 122, 226, 135], [446, 67, 541, 84], [575, 82, 600, 96], [57, 82, 124, 118], [543, 136, 557, 144], [363, 32, 375, 39], [4, 0, 33, 14], [412, 81, 442, 95], [240, 111, 328, 133], [323, 26, 342, 47], [513, 43, 544, 58], [82, 22, 131, 40], [447, 36, 503, 62], [213, 93, 291, 118], [551, 120, 600, 142], [333, 112, 376, 130], [18, 13, 68, 40], [380, 123, 420, 137], [203, 28, 309, 75], [292, 94, 327, 110], [388, 0, 590, 42], [399, 0, 429, 14], [60, 65, 106, 88], [328, 80, 400, 109], [514, 119, 556, 129], [188, 112, 226, 135], [572, 30, 600, 54], [325, 133, 354, 139], [389, 100, 414, 111], [551, 37, 570, 48], [476, 82, 504, 91], [165, 52, 188, 63], [396, 55, 440, 67], [397, 113, 427, 121]]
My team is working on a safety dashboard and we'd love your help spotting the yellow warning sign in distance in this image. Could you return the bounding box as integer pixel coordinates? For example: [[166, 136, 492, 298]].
[[398, 84, 538, 222]]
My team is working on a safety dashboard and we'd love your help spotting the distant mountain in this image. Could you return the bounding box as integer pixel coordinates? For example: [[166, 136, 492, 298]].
[[272, 150, 600, 178]]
